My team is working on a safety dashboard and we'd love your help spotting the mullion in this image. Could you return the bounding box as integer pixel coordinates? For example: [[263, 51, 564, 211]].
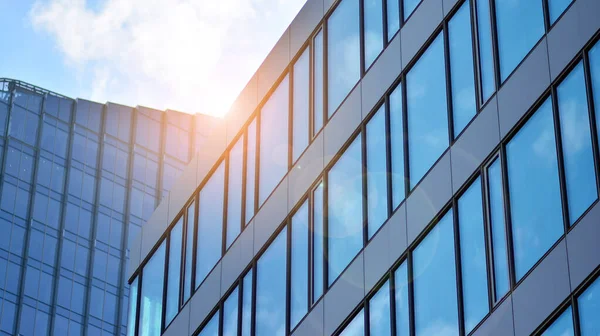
[[479, 167, 495, 312], [468, 0, 484, 112], [582, 52, 600, 198], [452, 199, 467, 336], [443, 21, 455, 143], [499, 146, 517, 290], [483, 157, 501, 305]]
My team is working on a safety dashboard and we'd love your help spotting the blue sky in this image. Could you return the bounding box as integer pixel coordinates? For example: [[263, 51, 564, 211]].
[[0, 0, 306, 117]]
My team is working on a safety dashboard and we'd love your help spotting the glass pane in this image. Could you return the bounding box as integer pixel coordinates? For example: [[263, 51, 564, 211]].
[[364, 0, 384, 69], [487, 159, 510, 300], [242, 270, 253, 336], [313, 182, 325, 301], [183, 201, 195, 302], [256, 227, 287, 336], [223, 288, 239, 336], [590, 42, 600, 148], [578, 277, 600, 335], [369, 281, 391, 335], [395, 261, 410, 336], [313, 31, 325, 136], [291, 201, 309, 329], [366, 106, 389, 238], [449, 1, 477, 138], [227, 137, 244, 248], [293, 48, 310, 162], [548, 0, 573, 25], [389, 84, 405, 208], [328, 0, 360, 116], [495, 0, 544, 81], [476, 0, 496, 102], [387, 0, 400, 42], [506, 99, 563, 280], [166, 218, 183, 325], [246, 119, 257, 224], [458, 178, 489, 333], [198, 312, 219, 336], [259, 76, 289, 205], [127, 277, 138, 336], [542, 307, 574, 336], [341, 309, 365, 336], [403, 0, 421, 20], [407, 33, 449, 189], [139, 242, 165, 336], [196, 162, 225, 287], [557, 63, 597, 225], [413, 210, 458, 336], [328, 136, 363, 285]]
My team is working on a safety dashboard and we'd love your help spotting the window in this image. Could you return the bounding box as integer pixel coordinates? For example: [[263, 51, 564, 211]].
[[313, 183, 325, 301], [395, 261, 410, 336], [246, 119, 257, 224], [196, 162, 225, 287], [242, 270, 253, 336], [487, 158, 510, 300], [495, 0, 544, 81], [556, 63, 597, 225], [578, 277, 600, 334], [369, 281, 391, 335], [548, 0, 573, 25], [198, 312, 219, 336], [227, 137, 244, 248], [407, 33, 449, 189], [403, 0, 420, 20], [256, 227, 287, 336], [259, 76, 289, 206], [293, 48, 310, 162], [313, 30, 325, 136], [223, 288, 239, 336], [139, 242, 165, 336], [328, 0, 360, 116], [328, 136, 363, 285], [366, 106, 388, 238], [413, 210, 458, 336], [364, 0, 384, 69], [458, 178, 489, 333], [341, 309, 364, 335], [475, 0, 496, 102], [291, 201, 309, 329], [183, 201, 195, 303], [542, 307, 574, 336], [389, 84, 405, 208], [386, 0, 400, 41], [590, 42, 600, 147], [166, 218, 183, 325], [449, 1, 477, 137], [506, 99, 563, 280]]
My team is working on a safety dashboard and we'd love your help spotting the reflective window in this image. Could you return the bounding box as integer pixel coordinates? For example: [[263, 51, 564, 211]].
[[256, 227, 287, 336], [413, 210, 458, 336], [495, 0, 544, 81], [293, 48, 310, 162], [328, 136, 363, 285], [246, 119, 257, 224], [458, 178, 489, 333], [487, 159, 510, 300], [407, 34, 449, 189], [341, 309, 365, 336], [395, 261, 410, 336], [542, 307, 574, 336], [386, 0, 400, 41], [364, 0, 384, 69], [198, 312, 219, 336], [366, 106, 388, 238], [578, 277, 600, 335], [291, 201, 309, 329], [259, 76, 289, 205], [223, 288, 239, 336], [369, 281, 391, 335], [140, 242, 165, 336], [389, 84, 405, 208], [557, 63, 597, 225], [403, 0, 421, 20], [242, 270, 253, 336], [590, 43, 600, 148], [183, 201, 195, 303], [548, 0, 573, 25], [196, 162, 225, 287], [476, 0, 496, 102], [313, 183, 325, 301], [449, 1, 477, 137], [313, 30, 325, 136], [328, 0, 360, 116], [506, 99, 563, 280], [227, 137, 244, 248], [166, 218, 183, 325]]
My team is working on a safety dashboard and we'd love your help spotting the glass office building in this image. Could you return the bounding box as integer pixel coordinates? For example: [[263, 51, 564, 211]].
[[0, 78, 219, 336], [128, 0, 598, 335]]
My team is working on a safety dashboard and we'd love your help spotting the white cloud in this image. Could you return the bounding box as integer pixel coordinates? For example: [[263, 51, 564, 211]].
[[29, 0, 306, 116]]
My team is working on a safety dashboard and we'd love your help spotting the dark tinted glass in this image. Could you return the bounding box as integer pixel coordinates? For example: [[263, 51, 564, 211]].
[[293, 48, 310, 162], [366, 106, 389, 238], [291, 201, 309, 329], [364, 0, 384, 69]]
